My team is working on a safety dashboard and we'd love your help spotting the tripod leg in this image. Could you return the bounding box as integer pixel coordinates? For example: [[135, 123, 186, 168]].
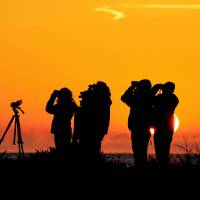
[[16, 115, 24, 158], [0, 115, 15, 144], [19, 143, 24, 158], [13, 117, 17, 145]]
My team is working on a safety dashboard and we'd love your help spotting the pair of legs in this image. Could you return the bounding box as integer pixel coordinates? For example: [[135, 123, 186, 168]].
[[54, 132, 71, 154], [154, 130, 173, 167], [131, 130, 151, 169]]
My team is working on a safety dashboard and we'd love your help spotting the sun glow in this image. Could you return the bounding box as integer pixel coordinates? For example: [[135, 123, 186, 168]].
[[174, 114, 180, 133], [150, 127, 156, 136], [149, 114, 180, 136]]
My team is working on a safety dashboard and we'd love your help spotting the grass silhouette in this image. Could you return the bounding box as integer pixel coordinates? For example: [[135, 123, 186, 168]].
[[1, 144, 200, 181], [1, 146, 200, 194]]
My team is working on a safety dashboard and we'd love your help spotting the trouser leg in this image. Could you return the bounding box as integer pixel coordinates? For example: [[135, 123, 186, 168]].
[[54, 133, 71, 154], [154, 132, 172, 167], [131, 132, 150, 168]]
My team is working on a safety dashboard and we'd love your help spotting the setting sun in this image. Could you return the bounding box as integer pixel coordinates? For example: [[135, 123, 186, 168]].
[[174, 114, 180, 133], [149, 114, 180, 136]]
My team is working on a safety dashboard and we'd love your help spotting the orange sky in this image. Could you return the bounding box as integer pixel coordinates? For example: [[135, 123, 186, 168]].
[[0, 0, 200, 153]]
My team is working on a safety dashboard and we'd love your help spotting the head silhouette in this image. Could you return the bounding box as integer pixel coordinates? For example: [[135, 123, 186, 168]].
[[139, 79, 152, 93], [57, 88, 73, 103], [96, 81, 111, 97], [162, 82, 175, 94]]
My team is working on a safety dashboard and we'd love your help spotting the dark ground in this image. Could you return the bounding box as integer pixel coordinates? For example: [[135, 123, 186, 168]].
[[0, 150, 200, 197]]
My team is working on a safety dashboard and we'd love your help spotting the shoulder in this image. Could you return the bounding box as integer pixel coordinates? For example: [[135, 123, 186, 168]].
[[172, 94, 179, 103]]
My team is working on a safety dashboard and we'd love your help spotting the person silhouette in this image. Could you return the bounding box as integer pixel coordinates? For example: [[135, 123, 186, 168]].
[[46, 88, 77, 154], [121, 79, 153, 168], [73, 81, 112, 158], [153, 82, 179, 167]]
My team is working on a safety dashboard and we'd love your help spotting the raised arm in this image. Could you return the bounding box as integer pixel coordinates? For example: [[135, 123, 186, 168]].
[[152, 84, 163, 96], [121, 82, 138, 107], [46, 91, 58, 114]]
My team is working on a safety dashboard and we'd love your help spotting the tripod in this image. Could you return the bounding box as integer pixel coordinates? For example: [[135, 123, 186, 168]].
[[0, 106, 25, 158]]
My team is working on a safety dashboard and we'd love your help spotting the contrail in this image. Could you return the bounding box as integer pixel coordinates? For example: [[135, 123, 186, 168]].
[[142, 4, 200, 9], [93, 7, 125, 20], [93, 4, 200, 20], [121, 4, 200, 9]]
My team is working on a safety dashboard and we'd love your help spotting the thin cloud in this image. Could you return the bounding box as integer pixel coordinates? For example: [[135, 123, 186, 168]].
[[141, 4, 200, 9], [93, 4, 200, 21], [121, 4, 200, 9], [106, 132, 130, 142], [93, 6, 125, 20]]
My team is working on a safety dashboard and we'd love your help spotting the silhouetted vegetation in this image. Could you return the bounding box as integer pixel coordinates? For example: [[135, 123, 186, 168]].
[[1, 147, 200, 179]]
